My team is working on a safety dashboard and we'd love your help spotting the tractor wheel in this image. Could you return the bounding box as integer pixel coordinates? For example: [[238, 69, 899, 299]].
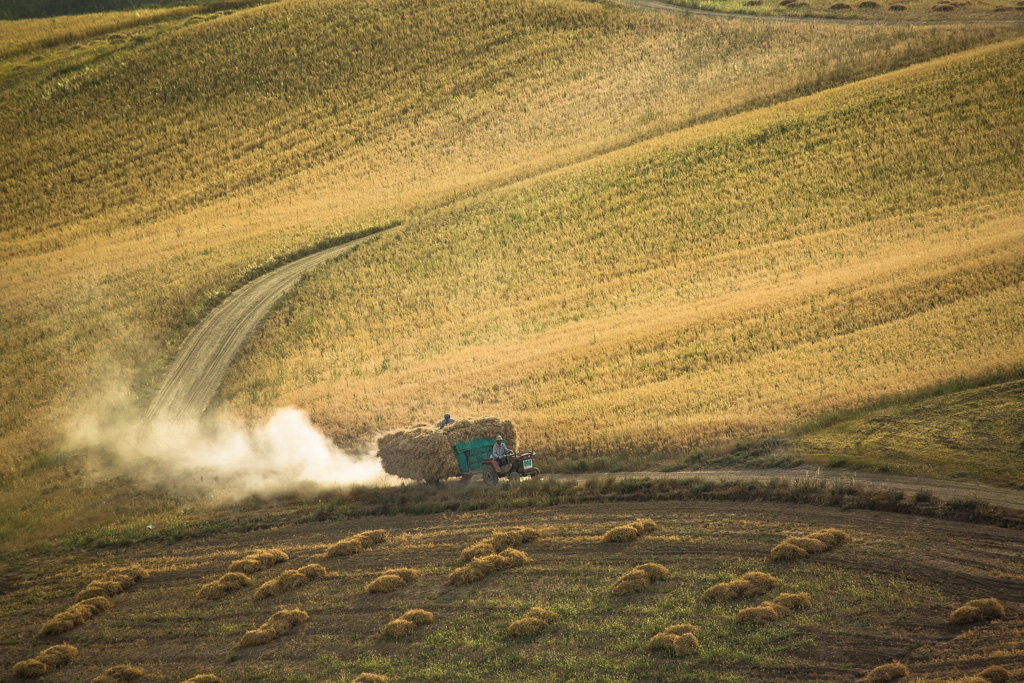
[[482, 467, 498, 486], [508, 471, 521, 486]]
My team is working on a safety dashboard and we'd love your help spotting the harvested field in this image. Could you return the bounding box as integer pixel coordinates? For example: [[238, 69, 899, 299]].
[[4, 501, 1024, 681]]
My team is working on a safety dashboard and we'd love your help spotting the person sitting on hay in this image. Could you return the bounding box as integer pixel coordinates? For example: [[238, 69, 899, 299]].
[[492, 435, 511, 467], [437, 413, 455, 428]]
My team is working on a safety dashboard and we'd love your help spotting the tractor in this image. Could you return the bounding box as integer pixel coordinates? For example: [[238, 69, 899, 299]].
[[453, 437, 540, 485]]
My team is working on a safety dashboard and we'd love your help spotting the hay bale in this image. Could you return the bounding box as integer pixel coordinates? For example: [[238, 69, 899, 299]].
[[326, 539, 364, 557], [636, 563, 669, 581], [787, 536, 828, 553], [741, 571, 780, 593], [229, 549, 288, 574], [509, 616, 546, 636], [949, 605, 985, 625], [267, 608, 309, 633], [37, 596, 114, 637], [94, 664, 145, 681], [809, 528, 851, 549], [460, 541, 496, 563], [632, 518, 659, 535], [390, 568, 420, 582], [236, 627, 276, 648], [979, 665, 1010, 683], [611, 569, 652, 595], [382, 618, 417, 637], [965, 598, 1005, 619], [490, 527, 540, 551], [771, 592, 811, 615], [662, 623, 698, 636], [377, 426, 460, 482], [495, 548, 530, 569], [352, 675, 390, 683], [526, 607, 557, 623], [366, 574, 406, 593], [703, 579, 748, 601], [441, 417, 518, 452], [356, 530, 388, 547], [36, 644, 78, 668], [648, 631, 699, 656], [400, 609, 434, 625], [602, 525, 640, 543], [769, 541, 808, 562], [179, 676, 224, 683], [299, 563, 328, 579], [736, 604, 780, 623], [254, 566, 323, 600], [861, 662, 909, 682], [12, 659, 47, 678], [197, 572, 251, 600]]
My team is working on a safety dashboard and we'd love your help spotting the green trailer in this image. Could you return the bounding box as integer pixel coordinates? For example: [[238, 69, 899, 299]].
[[453, 437, 539, 485]]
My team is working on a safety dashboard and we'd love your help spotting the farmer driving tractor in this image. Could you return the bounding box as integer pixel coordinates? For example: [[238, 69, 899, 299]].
[[491, 434, 511, 467]]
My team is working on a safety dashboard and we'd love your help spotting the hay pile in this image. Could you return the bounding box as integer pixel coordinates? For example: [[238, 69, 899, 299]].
[[352, 674, 391, 683], [648, 624, 700, 656], [378, 417, 518, 482], [179, 676, 223, 683], [235, 609, 308, 648], [769, 529, 851, 562], [326, 529, 388, 557], [601, 518, 659, 543], [13, 644, 78, 678], [197, 572, 251, 600], [949, 597, 1005, 625], [611, 563, 669, 595], [76, 566, 150, 600], [508, 607, 558, 636], [970, 666, 1011, 683], [90, 664, 145, 682], [382, 609, 434, 638], [459, 527, 540, 563], [703, 571, 779, 601], [366, 567, 420, 593], [447, 548, 531, 585], [253, 564, 327, 600], [38, 596, 114, 637], [860, 662, 909, 682], [228, 548, 289, 574], [736, 592, 811, 623]]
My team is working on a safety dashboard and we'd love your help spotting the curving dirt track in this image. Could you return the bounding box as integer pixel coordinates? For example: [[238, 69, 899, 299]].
[[147, 231, 389, 421]]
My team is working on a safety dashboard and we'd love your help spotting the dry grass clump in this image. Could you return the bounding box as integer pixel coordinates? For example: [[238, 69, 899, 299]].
[[448, 548, 531, 585], [611, 563, 670, 595], [366, 568, 420, 593], [253, 564, 327, 600], [459, 527, 540, 563], [508, 606, 558, 637], [648, 624, 700, 656], [352, 675, 391, 683], [382, 609, 434, 638], [704, 571, 780, 601], [90, 664, 145, 682], [228, 548, 289, 575], [770, 528, 851, 562], [860, 662, 909, 682], [197, 572, 251, 600], [235, 609, 308, 648], [13, 644, 78, 678], [37, 596, 114, 637], [949, 598, 1005, 624], [76, 565, 150, 600], [326, 530, 389, 557], [601, 518, 658, 543], [179, 676, 224, 683]]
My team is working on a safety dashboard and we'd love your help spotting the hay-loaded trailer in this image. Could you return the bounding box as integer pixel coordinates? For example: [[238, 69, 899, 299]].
[[454, 437, 540, 485]]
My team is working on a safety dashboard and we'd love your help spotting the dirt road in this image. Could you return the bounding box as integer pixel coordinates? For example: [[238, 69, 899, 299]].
[[146, 231, 389, 421]]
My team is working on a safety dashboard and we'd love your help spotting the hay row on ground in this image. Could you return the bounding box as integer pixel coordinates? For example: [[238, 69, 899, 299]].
[[447, 548, 531, 585], [366, 567, 420, 593], [860, 662, 909, 682], [601, 518, 658, 543], [90, 664, 145, 682], [736, 592, 811, 624], [648, 624, 700, 657], [459, 527, 540, 563], [508, 607, 558, 636], [326, 529, 388, 557], [13, 643, 78, 678], [955, 666, 1011, 683], [235, 609, 308, 648], [382, 609, 434, 638], [76, 565, 150, 601], [37, 596, 114, 637], [228, 548, 289, 574], [948, 597, 1006, 624], [197, 572, 251, 600], [377, 417, 518, 482], [611, 562, 669, 595], [703, 571, 780, 601], [179, 676, 224, 683], [253, 564, 327, 600], [769, 528, 851, 562]]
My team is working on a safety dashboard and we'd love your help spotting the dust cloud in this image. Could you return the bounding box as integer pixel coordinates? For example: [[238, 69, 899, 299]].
[[66, 399, 402, 499]]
